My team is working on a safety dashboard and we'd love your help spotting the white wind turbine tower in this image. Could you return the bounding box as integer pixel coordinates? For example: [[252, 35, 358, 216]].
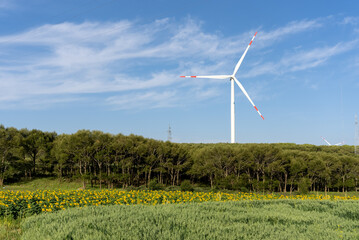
[[180, 32, 264, 143]]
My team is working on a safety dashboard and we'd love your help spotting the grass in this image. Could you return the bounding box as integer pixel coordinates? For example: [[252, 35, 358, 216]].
[[276, 190, 359, 198], [20, 200, 359, 240], [0, 218, 21, 240], [3, 178, 83, 191]]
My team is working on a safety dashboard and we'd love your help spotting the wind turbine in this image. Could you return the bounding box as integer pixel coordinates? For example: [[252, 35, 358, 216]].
[[180, 32, 263, 143], [321, 136, 344, 146]]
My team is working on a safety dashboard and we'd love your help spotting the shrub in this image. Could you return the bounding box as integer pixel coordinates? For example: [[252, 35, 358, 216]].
[[180, 180, 194, 192], [298, 178, 311, 194], [240, 187, 249, 192], [165, 185, 180, 191], [148, 179, 164, 190]]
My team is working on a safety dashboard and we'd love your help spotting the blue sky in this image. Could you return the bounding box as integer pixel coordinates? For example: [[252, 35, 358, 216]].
[[0, 0, 359, 145]]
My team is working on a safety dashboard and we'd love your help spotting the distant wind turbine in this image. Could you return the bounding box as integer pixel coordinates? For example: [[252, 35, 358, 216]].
[[180, 32, 264, 143], [321, 136, 344, 146]]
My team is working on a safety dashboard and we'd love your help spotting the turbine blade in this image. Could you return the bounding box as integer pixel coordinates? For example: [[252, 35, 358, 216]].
[[321, 136, 331, 146], [232, 32, 257, 76], [233, 77, 264, 120], [180, 75, 231, 79]]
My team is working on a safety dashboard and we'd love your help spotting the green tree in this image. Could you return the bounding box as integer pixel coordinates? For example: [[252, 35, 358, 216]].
[[71, 130, 94, 189], [92, 131, 112, 189], [20, 129, 47, 177], [0, 126, 21, 186]]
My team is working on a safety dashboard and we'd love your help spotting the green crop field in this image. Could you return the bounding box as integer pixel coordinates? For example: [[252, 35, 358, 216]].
[[20, 200, 359, 240], [2, 179, 359, 239]]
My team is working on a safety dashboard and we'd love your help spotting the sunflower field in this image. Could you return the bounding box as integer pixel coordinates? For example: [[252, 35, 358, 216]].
[[1, 189, 358, 219]]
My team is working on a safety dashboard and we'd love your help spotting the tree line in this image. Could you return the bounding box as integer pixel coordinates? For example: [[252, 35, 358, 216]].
[[1, 124, 358, 192]]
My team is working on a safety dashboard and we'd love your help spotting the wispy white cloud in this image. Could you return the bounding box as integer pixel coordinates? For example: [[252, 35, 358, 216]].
[[0, 18, 241, 109], [304, 79, 319, 90], [0, 16, 348, 110], [258, 19, 323, 44], [342, 16, 359, 25], [105, 85, 222, 110], [243, 40, 358, 77], [284, 41, 357, 71], [106, 91, 178, 110], [0, 96, 86, 110]]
